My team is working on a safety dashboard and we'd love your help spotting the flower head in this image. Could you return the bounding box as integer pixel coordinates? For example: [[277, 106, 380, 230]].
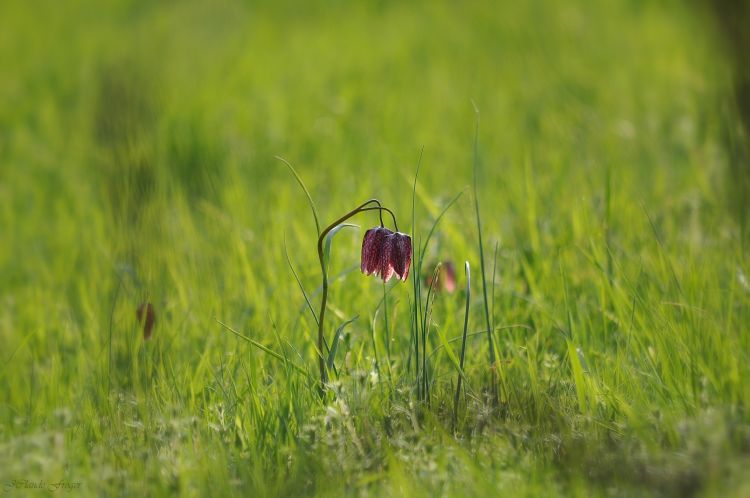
[[361, 227, 412, 282]]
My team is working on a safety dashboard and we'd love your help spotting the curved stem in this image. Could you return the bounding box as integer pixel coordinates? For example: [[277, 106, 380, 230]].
[[358, 207, 399, 232], [370, 199, 385, 227], [347, 199, 398, 231], [316, 200, 398, 389]]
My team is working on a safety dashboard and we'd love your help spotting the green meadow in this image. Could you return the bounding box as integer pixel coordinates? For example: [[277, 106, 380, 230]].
[[1, 0, 749, 496]]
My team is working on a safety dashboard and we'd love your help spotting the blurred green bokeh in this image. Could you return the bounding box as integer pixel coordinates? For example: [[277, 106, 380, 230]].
[[1, 0, 749, 496]]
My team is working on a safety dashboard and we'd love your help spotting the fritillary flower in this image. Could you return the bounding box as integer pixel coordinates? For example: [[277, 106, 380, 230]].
[[361, 227, 412, 282]]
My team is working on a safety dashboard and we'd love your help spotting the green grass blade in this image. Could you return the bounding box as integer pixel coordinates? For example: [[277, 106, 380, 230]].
[[411, 147, 424, 395], [453, 261, 471, 429], [470, 103, 497, 402], [284, 235, 319, 326], [215, 318, 309, 376], [276, 155, 321, 237], [326, 315, 359, 373], [323, 223, 358, 269], [417, 189, 465, 278]]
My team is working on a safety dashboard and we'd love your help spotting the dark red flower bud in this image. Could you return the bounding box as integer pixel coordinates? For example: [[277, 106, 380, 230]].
[[425, 260, 457, 293], [361, 227, 412, 282], [442, 261, 457, 292], [136, 302, 156, 340]]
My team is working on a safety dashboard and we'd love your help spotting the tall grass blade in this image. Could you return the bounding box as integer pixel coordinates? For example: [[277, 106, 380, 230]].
[[323, 223, 358, 269], [411, 147, 424, 396], [470, 103, 497, 403], [453, 261, 471, 430], [417, 189, 465, 279], [215, 318, 309, 376], [284, 235, 319, 326], [490, 241, 499, 334], [327, 315, 359, 374], [276, 155, 321, 236], [422, 263, 442, 401], [382, 281, 392, 369]]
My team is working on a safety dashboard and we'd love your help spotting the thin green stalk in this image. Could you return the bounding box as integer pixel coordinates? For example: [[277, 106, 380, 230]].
[[276, 156, 321, 236], [411, 148, 424, 397], [429, 324, 532, 360], [422, 263, 442, 402], [471, 104, 497, 403], [491, 241, 499, 334], [369, 316, 381, 388], [453, 261, 471, 430], [215, 319, 309, 376], [416, 189, 465, 282], [382, 281, 392, 376], [284, 235, 318, 326], [108, 272, 123, 396]]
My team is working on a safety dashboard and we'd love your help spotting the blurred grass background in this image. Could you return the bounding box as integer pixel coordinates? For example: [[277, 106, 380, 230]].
[[1, 0, 749, 496]]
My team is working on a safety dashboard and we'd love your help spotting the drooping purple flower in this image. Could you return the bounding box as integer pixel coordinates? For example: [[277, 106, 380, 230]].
[[361, 227, 390, 276], [385, 231, 412, 281], [361, 227, 412, 282]]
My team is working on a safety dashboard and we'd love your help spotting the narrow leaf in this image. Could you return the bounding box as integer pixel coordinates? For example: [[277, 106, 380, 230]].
[[327, 315, 359, 372], [284, 236, 318, 326], [276, 156, 321, 236], [215, 318, 309, 376], [453, 261, 471, 429], [324, 223, 358, 269]]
